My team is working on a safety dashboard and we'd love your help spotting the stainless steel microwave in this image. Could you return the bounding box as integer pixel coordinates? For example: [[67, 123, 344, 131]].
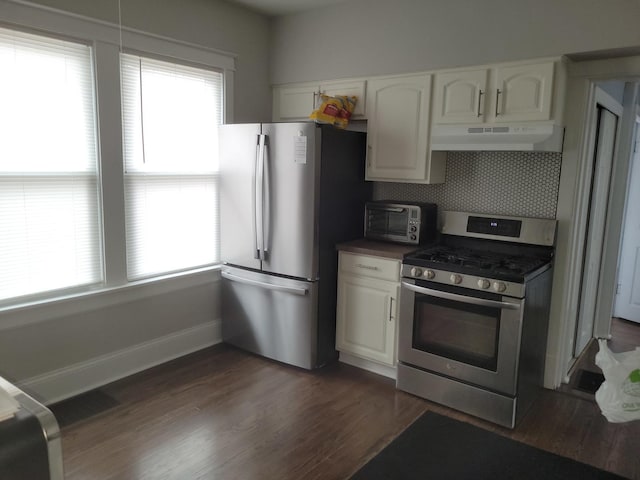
[[364, 201, 437, 245]]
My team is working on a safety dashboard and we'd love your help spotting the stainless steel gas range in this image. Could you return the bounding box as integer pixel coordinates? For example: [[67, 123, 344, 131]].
[[396, 211, 557, 428]]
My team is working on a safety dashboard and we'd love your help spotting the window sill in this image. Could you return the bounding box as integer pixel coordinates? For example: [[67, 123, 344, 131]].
[[0, 265, 222, 331]]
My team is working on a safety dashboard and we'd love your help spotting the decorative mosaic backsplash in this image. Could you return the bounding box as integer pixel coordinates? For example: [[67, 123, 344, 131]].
[[372, 151, 562, 219]]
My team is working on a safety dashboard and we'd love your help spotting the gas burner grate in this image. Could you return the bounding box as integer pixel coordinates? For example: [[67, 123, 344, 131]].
[[405, 245, 551, 281]]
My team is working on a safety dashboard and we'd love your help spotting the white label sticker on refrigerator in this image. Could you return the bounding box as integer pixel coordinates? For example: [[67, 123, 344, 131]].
[[294, 136, 307, 164]]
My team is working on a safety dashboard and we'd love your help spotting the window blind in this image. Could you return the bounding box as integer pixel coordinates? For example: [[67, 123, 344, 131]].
[[0, 27, 101, 303], [120, 54, 222, 279]]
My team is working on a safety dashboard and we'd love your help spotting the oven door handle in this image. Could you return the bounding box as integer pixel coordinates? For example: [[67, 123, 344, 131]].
[[401, 282, 521, 310]]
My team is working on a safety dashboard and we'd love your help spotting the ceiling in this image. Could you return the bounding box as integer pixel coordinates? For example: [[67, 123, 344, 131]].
[[227, 0, 352, 16]]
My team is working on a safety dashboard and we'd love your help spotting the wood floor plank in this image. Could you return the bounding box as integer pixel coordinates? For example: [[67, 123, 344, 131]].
[[56, 343, 640, 480]]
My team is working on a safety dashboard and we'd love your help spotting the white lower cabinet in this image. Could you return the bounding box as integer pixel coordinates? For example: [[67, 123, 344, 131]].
[[335, 252, 400, 375]]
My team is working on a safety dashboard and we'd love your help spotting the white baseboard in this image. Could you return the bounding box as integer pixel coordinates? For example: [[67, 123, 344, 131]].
[[19, 319, 222, 405], [339, 352, 397, 380]]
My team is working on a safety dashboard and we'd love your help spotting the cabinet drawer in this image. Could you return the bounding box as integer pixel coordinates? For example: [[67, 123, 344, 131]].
[[339, 252, 400, 282]]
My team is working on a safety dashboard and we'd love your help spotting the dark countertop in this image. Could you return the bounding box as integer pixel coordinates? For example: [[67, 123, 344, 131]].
[[336, 238, 420, 260]]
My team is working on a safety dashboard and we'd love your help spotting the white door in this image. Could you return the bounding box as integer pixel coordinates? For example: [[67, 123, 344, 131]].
[[614, 121, 640, 323], [273, 84, 318, 121], [433, 69, 489, 124], [365, 74, 431, 181], [494, 62, 554, 123], [321, 79, 367, 118], [575, 106, 619, 355], [335, 273, 398, 366]]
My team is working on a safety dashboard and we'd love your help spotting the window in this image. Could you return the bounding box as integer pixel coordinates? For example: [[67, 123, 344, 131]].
[[0, 27, 101, 303], [120, 54, 222, 280]]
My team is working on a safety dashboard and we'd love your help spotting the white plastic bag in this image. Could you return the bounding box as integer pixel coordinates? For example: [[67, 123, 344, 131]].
[[594, 339, 640, 423]]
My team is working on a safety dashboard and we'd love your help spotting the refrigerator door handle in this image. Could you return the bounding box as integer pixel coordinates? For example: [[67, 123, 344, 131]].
[[255, 134, 267, 260], [263, 136, 271, 256], [221, 271, 309, 296], [252, 139, 260, 260]]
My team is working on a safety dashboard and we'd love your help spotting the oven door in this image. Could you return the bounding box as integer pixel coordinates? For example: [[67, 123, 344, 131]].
[[398, 279, 524, 396]]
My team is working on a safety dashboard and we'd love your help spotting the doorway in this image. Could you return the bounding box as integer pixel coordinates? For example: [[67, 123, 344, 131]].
[[574, 87, 622, 358], [614, 119, 640, 324], [570, 81, 640, 374]]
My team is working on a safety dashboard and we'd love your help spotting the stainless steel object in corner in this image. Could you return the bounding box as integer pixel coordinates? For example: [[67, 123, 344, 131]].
[[219, 122, 370, 369], [0, 376, 63, 480]]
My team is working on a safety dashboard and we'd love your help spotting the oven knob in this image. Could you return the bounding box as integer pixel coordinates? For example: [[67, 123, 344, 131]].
[[493, 281, 507, 293], [450, 274, 462, 285], [410, 267, 423, 277], [477, 278, 490, 289], [423, 269, 435, 279], [409, 225, 417, 233], [410, 234, 417, 241]]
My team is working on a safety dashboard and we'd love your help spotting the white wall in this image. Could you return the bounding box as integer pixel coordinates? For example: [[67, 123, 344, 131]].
[[270, 0, 640, 84], [30, 0, 272, 122], [0, 0, 271, 404]]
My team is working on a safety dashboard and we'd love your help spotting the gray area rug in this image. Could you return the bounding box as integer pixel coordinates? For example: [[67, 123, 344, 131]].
[[350, 411, 625, 479]]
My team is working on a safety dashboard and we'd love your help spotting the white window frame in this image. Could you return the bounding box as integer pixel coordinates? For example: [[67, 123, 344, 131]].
[[0, 1, 235, 314], [120, 52, 224, 280], [0, 26, 103, 305]]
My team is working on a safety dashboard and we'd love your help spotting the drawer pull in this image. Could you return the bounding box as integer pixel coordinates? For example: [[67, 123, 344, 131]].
[[355, 263, 380, 271]]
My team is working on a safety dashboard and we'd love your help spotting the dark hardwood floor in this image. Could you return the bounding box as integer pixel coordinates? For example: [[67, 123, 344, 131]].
[[54, 341, 640, 480]]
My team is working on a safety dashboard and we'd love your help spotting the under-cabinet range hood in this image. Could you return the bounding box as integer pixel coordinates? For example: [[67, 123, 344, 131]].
[[431, 124, 564, 152]]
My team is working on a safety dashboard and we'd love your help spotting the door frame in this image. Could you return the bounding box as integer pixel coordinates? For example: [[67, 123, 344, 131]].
[[545, 55, 640, 389], [590, 83, 639, 341], [573, 88, 623, 357]]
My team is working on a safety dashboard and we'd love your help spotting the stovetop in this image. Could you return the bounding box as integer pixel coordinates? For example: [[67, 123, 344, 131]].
[[402, 233, 555, 298], [400, 212, 556, 296], [405, 244, 551, 282]]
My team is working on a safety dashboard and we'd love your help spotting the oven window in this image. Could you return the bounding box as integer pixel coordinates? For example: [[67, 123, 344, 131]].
[[413, 294, 500, 371], [367, 209, 408, 236]]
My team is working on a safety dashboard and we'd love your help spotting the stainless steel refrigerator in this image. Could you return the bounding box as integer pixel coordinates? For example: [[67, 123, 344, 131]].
[[219, 122, 371, 369]]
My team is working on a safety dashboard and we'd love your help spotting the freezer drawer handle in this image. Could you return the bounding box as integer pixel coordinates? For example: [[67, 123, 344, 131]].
[[222, 271, 308, 296]]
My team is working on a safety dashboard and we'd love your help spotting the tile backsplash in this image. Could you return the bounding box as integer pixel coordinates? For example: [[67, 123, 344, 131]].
[[372, 151, 562, 219]]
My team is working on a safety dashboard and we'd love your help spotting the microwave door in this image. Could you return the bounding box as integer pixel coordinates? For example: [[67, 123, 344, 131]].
[[368, 205, 408, 236]]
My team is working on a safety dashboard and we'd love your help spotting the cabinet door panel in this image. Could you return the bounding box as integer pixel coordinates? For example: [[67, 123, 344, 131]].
[[433, 69, 488, 124], [336, 273, 397, 366], [365, 75, 431, 181], [274, 84, 317, 121], [494, 62, 554, 122], [321, 80, 366, 118]]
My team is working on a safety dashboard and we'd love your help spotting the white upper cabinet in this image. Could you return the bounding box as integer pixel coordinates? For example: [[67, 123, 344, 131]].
[[365, 74, 446, 183], [272, 79, 366, 122], [433, 68, 489, 124], [433, 60, 561, 125], [273, 83, 317, 122], [494, 62, 554, 122]]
